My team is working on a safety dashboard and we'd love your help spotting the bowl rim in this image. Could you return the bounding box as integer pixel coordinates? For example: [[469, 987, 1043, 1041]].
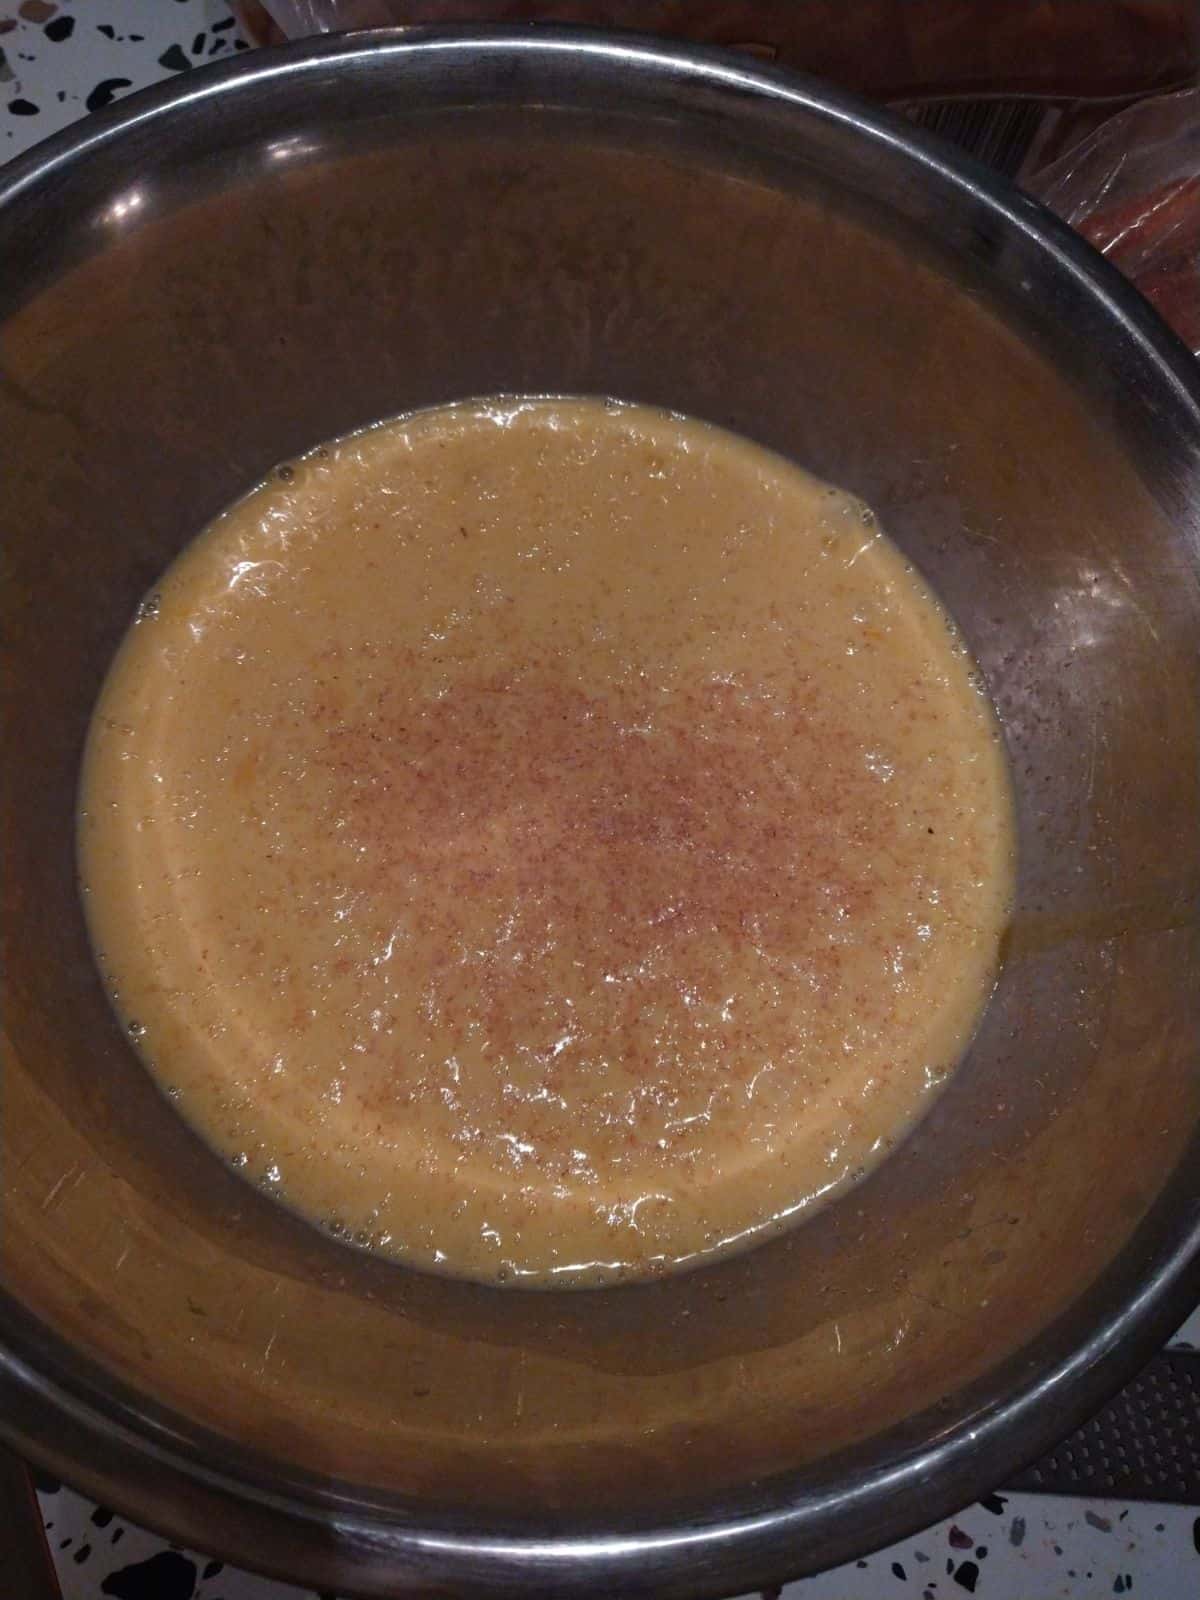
[[3, 24, 1200, 1600]]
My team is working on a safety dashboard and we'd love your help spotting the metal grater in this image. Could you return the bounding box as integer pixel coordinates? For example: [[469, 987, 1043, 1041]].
[[1007, 1350, 1200, 1504], [902, 97, 1059, 180]]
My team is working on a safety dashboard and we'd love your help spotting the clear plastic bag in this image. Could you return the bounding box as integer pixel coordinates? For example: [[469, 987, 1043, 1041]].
[[1028, 88, 1200, 356]]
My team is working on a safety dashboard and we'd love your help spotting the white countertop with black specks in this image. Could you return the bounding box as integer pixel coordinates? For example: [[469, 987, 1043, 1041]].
[[5, 4, 1200, 1597]]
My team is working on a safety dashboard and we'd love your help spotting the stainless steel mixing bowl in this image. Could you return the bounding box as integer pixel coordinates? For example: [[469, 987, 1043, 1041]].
[[3, 28, 1200, 1600]]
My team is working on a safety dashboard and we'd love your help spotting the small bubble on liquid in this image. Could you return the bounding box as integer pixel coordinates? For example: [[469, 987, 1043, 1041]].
[[276, 463, 296, 484], [262, 1162, 282, 1185], [859, 506, 876, 526], [231, 1151, 248, 1169], [135, 593, 160, 622], [353, 1228, 372, 1247], [127, 1019, 145, 1039]]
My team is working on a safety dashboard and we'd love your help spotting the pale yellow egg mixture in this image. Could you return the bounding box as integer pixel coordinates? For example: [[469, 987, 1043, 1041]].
[[79, 398, 1014, 1287]]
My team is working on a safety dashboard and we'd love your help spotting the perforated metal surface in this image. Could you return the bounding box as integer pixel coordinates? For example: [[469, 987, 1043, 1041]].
[[1008, 1351, 1200, 1503]]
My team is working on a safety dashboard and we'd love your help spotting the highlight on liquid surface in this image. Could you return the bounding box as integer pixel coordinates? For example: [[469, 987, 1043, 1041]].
[[79, 397, 1014, 1288]]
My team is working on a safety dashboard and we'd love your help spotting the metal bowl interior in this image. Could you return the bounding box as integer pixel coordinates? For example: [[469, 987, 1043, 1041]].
[[2, 29, 1200, 1600]]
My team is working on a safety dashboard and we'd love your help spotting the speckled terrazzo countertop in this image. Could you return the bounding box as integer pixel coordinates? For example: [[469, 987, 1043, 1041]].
[[4, 5, 1200, 1598]]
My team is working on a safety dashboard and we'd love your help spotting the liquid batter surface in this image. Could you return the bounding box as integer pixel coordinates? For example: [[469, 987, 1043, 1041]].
[[80, 399, 1013, 1287]]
